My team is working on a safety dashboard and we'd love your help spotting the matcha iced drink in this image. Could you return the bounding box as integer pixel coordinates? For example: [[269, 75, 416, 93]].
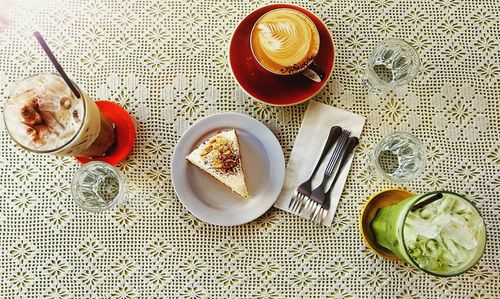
[[371, 191, 486, 276]]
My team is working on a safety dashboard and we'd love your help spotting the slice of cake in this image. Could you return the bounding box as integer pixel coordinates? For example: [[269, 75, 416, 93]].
[[186, 129, 249, 198]]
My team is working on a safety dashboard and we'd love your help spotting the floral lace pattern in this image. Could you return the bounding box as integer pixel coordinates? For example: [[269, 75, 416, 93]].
[[0, 0, 499, 297]]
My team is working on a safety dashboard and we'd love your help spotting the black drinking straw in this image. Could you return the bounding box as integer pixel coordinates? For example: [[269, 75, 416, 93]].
[[33, 31, 81, 99], [410, 193, 443, 212]]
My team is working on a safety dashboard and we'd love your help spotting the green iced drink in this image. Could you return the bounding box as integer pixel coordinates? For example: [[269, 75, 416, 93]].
[[371, 191, 486, 276]]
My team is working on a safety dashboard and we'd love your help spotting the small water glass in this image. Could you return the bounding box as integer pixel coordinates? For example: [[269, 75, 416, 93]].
[[71, 161, 127, 212], [363, 38, 420, 95], [370, 132, 426, 183]]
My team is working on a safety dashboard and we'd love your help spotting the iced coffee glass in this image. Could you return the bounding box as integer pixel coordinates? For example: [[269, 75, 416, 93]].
[[371, 191, 486, 276], [3, 73, 115, 157]]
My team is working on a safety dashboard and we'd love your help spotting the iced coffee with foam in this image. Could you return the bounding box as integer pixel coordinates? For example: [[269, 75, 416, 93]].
[[3, 73, 115, 156]]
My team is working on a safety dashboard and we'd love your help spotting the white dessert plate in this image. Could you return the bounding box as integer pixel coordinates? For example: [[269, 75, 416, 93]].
[[171, 113, 285, 226]]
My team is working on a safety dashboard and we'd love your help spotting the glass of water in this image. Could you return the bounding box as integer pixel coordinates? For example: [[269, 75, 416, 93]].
[[71, 161, 127, 212], [363, 38, 420, 95], [370, 132, 426, 183]]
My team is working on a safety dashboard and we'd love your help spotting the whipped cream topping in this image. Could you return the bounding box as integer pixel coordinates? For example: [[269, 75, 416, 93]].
[[4, 73, 84, 151]]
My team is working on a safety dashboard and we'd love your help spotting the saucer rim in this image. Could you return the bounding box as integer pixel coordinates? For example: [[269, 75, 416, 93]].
[[228, 3, 335, 107]]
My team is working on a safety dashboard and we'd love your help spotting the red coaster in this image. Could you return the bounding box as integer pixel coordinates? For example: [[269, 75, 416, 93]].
[[229, 4, 335, 106], [75, 100, 136, 166]]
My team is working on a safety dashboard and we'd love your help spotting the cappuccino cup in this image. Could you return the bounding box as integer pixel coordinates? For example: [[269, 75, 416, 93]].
[[250, 8, 324, 82]]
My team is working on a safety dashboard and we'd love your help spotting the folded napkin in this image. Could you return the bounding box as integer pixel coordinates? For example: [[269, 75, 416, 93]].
[[274, 100, 366, 226]]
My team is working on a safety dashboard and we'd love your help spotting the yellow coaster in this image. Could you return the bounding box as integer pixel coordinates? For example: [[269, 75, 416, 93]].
[[360, 188, 413, 259]]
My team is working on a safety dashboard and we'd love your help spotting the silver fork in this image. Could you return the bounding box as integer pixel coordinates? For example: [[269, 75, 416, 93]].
[[289, 126, 342, 214], [312, 136, 360, 224], [302, 130, 350, 219]]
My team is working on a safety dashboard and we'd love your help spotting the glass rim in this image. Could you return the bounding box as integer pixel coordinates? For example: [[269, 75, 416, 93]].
[[249, 7, 320, 75], [71, 161, 127, 213], [364, 37, 421, 89], [401, 191, 487, 277], [3, 72, 88, 154], [372, 131, 426, 183]]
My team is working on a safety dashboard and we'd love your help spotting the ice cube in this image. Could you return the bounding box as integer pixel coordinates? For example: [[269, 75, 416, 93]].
[[438, 196, 456, 214], [37, 95, 61, 112], [453, 200, 472, 215], [442, 235, 465, 265], [432, 214, 453, 227], [419, 208, 434, 220], [406, 216, 439, 239], [442, 217, 477, 250]]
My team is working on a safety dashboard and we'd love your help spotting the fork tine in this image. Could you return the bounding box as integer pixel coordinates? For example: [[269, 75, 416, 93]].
[[305, 201, 317, 218], [296, 193, 306, 212], [311, 205, 321, 222], [317, 208, 323, 223], [318, 209, 324, 223], [290, 191, 301, 212], [306, 202, 314, 218], [320, 209, 327, 225], [312, 203, 320, 219], [312, 209, 319, 223], [289, 192, 297, 210], [293, 198, 302, 214], [299, 199, 308, 216], [316, 207, 326, 224], [314, 208, 322, 224], [306, 200, 317, 218], [290, 199, 298, 213], [289, 194, 297, 210], [292, 193, 304, 214], [297, 195, 309, 214]]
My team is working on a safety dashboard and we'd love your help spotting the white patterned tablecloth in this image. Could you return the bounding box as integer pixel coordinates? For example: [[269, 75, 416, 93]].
[[0, 0, 499, 298]]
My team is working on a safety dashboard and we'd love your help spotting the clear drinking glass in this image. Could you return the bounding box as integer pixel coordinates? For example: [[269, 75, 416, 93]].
[[363, 38, 420, 95], [71, 161, 127, 212], [370, 132, 426, 182]]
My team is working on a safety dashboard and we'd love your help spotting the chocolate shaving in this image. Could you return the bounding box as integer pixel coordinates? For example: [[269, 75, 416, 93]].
[[21, 98, 43, 126], [21, 97, 64, 144]]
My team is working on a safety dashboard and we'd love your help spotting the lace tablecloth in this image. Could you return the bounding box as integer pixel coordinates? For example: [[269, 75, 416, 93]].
[[0, 0, 499, 298]]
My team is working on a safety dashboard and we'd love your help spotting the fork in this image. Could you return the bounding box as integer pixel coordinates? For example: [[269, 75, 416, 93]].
[[289, 126, 342, 214], [311, 136, 359, 224], [301, 130, 350, 219]]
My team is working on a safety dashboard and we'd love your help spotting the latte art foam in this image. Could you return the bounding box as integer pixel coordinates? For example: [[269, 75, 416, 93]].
[[251, 8, 320, 75]]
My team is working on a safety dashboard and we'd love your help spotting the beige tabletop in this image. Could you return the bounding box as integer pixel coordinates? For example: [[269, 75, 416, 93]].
[[0, 0, 499, 298]]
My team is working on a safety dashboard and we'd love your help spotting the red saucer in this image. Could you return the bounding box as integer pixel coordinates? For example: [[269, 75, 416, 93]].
[[75, 100, 136, 166], [229, 4, 335, 106]]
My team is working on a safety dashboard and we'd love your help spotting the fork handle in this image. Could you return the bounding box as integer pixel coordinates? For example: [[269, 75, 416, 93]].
[[317, 130, 349, 188], [309, 126, 342, 178], [324, 136, 360, 208], [324, 131, 349, 176]]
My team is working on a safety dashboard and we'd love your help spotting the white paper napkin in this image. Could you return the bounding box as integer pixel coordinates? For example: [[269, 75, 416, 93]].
[[274, 100, 366, 226]]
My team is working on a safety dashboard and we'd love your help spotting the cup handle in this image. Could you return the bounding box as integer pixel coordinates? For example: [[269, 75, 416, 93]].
[[301, 62, 325, 82]]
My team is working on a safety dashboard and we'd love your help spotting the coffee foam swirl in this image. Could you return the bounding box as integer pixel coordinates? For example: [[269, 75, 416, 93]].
[[251, 9, 320, 75]]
